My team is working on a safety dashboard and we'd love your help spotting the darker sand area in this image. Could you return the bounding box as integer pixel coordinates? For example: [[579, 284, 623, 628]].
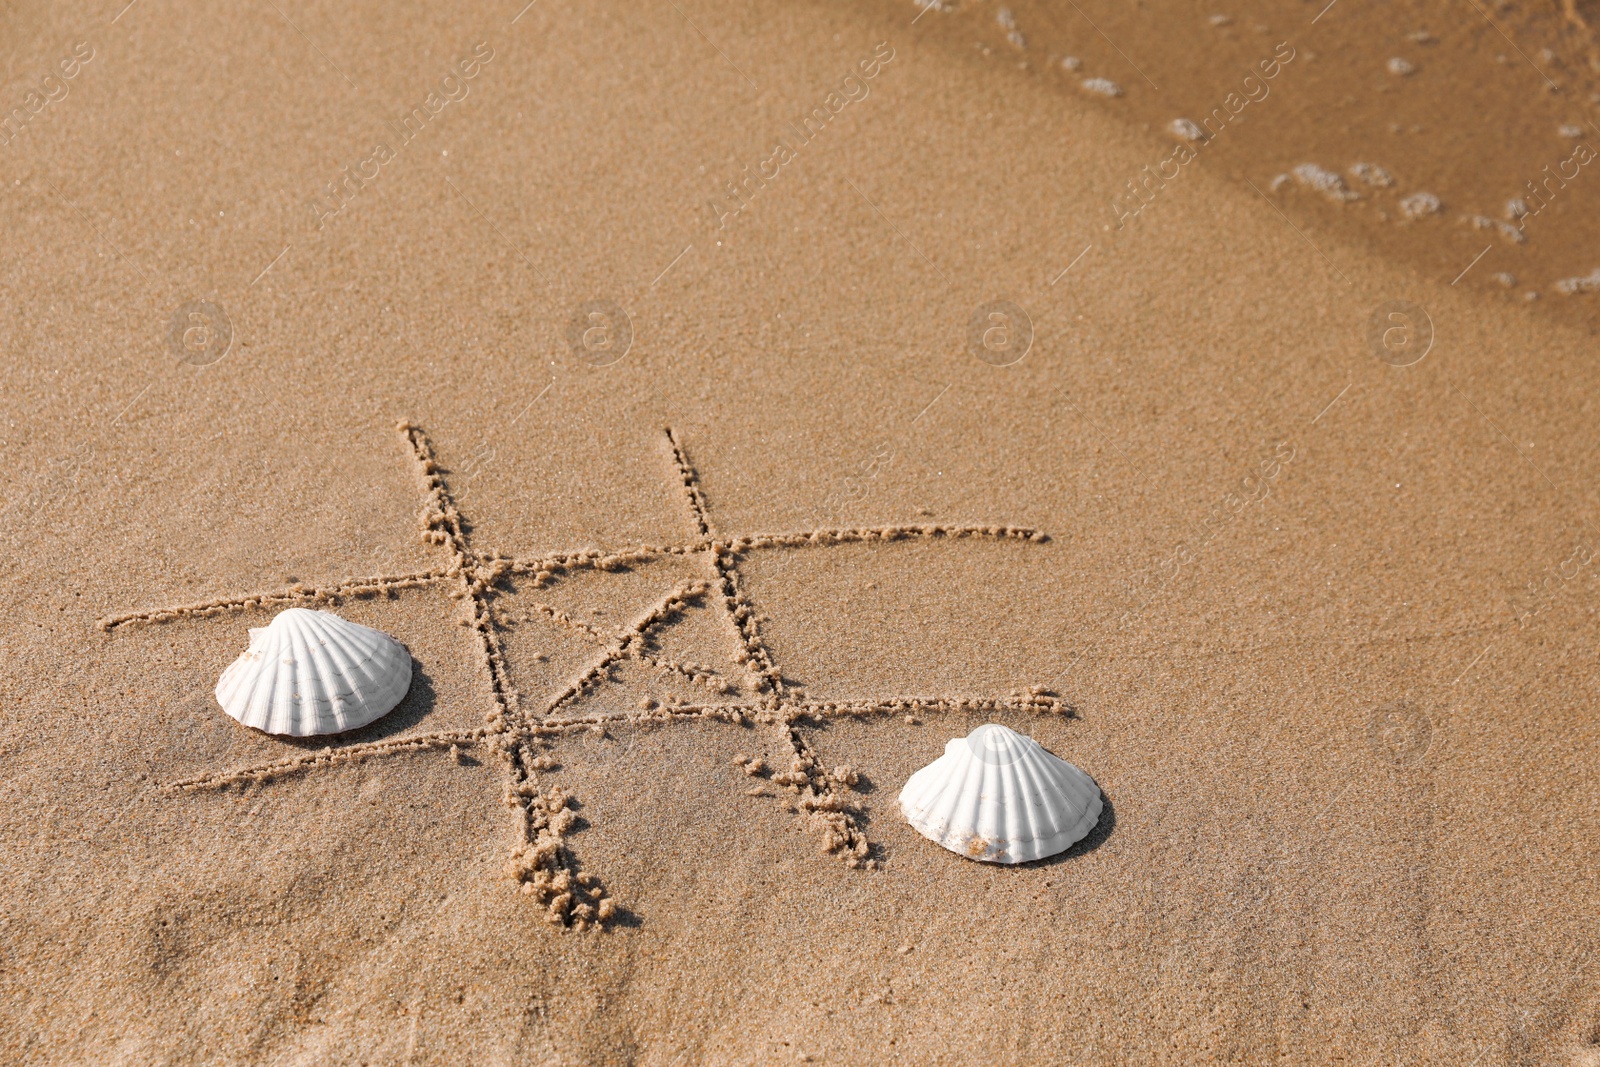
[[2, 0, 1598, 1063]]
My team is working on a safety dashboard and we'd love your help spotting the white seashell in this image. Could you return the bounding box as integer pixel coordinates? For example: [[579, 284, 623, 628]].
[[215, 608, 412, 736], [898, 723, 1102, 864]]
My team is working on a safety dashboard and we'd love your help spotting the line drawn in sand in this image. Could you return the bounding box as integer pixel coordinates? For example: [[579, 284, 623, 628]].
[[100, 423, 1070, 929]]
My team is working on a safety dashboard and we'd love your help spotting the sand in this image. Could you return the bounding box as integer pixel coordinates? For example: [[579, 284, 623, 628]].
[[3, 0, 1599, 1063]]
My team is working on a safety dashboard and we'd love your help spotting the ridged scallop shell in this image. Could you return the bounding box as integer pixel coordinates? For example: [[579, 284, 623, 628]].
[[215, 608, 412, 736], [898, 723, 1102, 864]]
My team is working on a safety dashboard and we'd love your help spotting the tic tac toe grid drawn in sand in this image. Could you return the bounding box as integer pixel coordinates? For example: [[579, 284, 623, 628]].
[[99, 424, 1070, 929]]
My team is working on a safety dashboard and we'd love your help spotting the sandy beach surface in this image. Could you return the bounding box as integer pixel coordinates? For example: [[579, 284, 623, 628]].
[[3, 0, 1599, 1063]]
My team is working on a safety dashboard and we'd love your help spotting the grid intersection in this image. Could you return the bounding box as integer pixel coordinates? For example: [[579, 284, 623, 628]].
[[100, 423, 1069, 928]]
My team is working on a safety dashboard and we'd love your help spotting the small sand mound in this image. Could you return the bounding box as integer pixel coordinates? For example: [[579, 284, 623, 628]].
[[1170, 118, 1205, 142], [1398, 191, 1442, 219], [1349, 162, 1395, 188], [1555, 268, 1600, 294], [1292, 163, 1359, 202], [996, 8, 1025, 48], [1470, 216, 1526, 243]]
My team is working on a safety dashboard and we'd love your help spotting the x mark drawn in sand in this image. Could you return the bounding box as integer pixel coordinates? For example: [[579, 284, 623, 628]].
[[100, 424, 1069, 929]]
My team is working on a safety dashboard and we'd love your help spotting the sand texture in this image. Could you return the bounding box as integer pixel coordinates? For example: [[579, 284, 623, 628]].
[[3, 0, 1599, 1063]]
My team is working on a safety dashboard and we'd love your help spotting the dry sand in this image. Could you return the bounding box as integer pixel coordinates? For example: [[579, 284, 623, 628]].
[[3, 0, 1599, 1063]]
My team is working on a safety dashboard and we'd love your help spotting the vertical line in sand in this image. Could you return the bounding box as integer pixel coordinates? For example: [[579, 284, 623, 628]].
[[659, 428, 874, 863], [399, 422, 613, 927]]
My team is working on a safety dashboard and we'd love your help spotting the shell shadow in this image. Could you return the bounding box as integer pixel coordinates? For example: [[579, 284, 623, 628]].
[[274, 657, 439, 751], [1021, 790, 1116, 867]]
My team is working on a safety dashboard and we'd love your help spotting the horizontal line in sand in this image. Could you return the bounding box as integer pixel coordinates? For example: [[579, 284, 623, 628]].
[[161, 695, 1072, 791], [537, 694, 1073, 725], [102, 526, 1050, 632], [162, 729, 493, 790], [97, 569, 453, 630]]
